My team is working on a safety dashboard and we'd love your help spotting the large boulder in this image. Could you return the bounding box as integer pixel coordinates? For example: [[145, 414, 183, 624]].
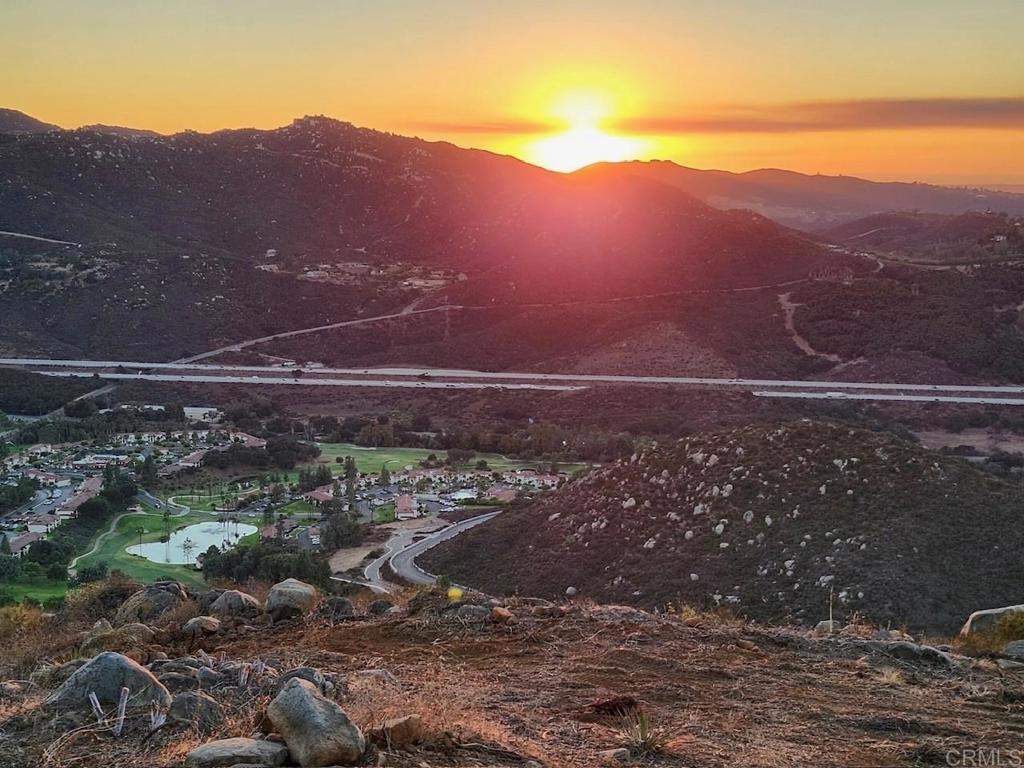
[[209, 589, 261, 619], [368, 714, 424, 750], [266, 578, 318, 622], [47, 651, 171, 711], [80, 621, 155, 655], [168, 691, 223, 733], [182, 615, 221, 638], [322, 596, 355, 621], [1001, 640, 1024, 661], [267, 677, 365, 766], [184, 737, 288, 767], [115, 582, 188, 625]]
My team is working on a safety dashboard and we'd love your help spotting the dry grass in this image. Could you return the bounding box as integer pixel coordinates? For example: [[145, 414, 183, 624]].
[[954, 612, 1024, 655]]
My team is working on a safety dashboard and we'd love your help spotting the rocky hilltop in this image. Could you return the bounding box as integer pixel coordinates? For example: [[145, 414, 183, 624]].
[[425, 420, 1024, 633], [3, 575, 1024, 767]]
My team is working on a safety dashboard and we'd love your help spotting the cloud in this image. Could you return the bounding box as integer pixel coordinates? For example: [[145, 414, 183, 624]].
[[613, 98, 1024, 134]]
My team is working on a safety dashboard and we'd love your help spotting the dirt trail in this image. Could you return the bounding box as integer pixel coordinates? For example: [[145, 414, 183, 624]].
[[778, 292, 842, 363]]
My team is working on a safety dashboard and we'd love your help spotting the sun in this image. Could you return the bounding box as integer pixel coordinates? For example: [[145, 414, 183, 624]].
[[523, 86, 646, 173]]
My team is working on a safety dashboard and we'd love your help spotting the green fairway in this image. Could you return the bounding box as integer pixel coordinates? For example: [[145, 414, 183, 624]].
[[279, 499, 317, 516], [312, 443, 583, 476], [0, 579, 67, 603], [373, 503, 396, 523], [73, 509, 225, 588]]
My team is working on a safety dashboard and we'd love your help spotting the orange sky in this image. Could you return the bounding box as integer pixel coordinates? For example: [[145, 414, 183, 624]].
[[3, 1, 1024, 184]]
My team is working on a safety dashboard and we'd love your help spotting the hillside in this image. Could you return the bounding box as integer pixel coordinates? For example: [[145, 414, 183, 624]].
[[2, 578, 1024, 768], [586, 160, 1024, 229], [0, 113, 856, 360], [424, 420, 1024, 633], [0, 109, 59, 134], [824, 210, 1024, 258]]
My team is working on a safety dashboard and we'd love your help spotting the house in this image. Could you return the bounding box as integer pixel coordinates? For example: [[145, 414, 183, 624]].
[[449, 488, 479, 502], [27, 514, 58, 534], [305, 485, 335, 505], [59, 476, 103, 518], [485, 485, 518, 503], [395, 494, 419, 520], [7, 532, 43, 558], [23, 468, 60, 485], [184, 406, 222, 423]]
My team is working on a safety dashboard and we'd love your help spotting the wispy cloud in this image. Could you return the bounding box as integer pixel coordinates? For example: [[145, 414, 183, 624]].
[[410, 98, 1024, 137], [614, 98, 1024, 134]]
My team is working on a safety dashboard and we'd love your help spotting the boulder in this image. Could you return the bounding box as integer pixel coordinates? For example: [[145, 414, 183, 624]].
[[80, 621, 156, 654], [265, 578, 318, 622], [813, 620, 841, 637], [454, 604, 491, 622], [115, 582, 188, 625], [47, 652, 171, 711], [196, 588, 225, 614], [368, 714, 423, 750], [1001, 640, 1024, 661], [183, 615, 221, 637], [159, 672, 200, 693], [168, 691, 223, 733], [861, 640, 952, 666], [322, 596, 355, 620], [184, 737, 288, 767], [267, 677, 365, 766], [32, 658, 87, 688], [366, 599, 394, 616], [960, 604, 1024, 636], [197, 667, 223, 689], [278, 666, 329, 695], [210, 590, 261, 619]]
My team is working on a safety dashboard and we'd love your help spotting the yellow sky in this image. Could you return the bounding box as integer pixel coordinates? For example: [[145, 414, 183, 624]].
[[2, 1, 1023, 183]]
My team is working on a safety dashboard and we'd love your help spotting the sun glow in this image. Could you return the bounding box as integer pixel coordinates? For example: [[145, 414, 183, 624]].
[[523, 86, 647, 173]]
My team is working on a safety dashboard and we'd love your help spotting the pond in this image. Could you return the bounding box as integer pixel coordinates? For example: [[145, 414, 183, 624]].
[[126, 520, 258, 565]]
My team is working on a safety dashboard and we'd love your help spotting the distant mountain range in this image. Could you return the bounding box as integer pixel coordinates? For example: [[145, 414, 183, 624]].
[[587, 160, 1024, 229], [3, 107, 1023, 231]]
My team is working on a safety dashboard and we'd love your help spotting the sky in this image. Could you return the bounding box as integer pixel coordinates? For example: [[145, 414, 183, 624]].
[[3, 0, 1023, 184]]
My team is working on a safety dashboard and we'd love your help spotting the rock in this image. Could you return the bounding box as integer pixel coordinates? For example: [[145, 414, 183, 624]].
[[366, 599, 393, 616], [183, 615, 221, 637], [159, 672, 200, 693], [47, 652, 171, 711], [454, 604, 491, 621], [997, 659, 1024, 672], [813, 620, 841, 637], [267, 678, 365, 765], [80, 621, 156, 655], [566, 586, 578, 597], [1000, 640, 1024, 661], [115, 582, 188, 625], [168, 691, 224, 733], [598, 747, 631, 763], [491, 606, 515, 623], [210, 590, 261, 619], [32, 658, 87, 687], [861, 640, 952, 666], [184, 737, 288, 767], [1, 681, 23, 697], [322, 596, 355, 620], [197, 667, 223, 689], [368, 714, 423, 750], [196, 589, 225, 614], [266, 578, 319, 622], [279, 666, 329, 695], [960, 604, 1024, 636]]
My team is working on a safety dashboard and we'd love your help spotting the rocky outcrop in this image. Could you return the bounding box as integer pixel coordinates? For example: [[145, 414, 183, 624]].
[[168, 691, 223, 733], [114, 582, 188, 625], [267, 677, 365, 765], [184, 737, 288, 767], [182, 615, 221, 637], [209, 589, 261, 619], [47, 651, 171, 711], [322, 596, 355, 620], [265, 578, 318, 622], [368, 713, 423, 750]]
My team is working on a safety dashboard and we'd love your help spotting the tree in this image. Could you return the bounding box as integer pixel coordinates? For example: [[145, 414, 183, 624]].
[[379, 466, 391, 487], [322, 510, 362, 549], [141, 453, 158, 486], [0, 554, 19, 582]]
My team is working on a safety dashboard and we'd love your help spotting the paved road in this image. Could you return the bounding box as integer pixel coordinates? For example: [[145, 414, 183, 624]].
[[388, 511, 501, 585], [11, 357, 1024, 398], [753, 391, 1024, 406], [0, 230, 80, 246], [27, 370, 585, 392]]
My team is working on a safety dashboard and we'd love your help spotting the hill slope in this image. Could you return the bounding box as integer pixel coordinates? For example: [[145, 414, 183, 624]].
[[424, 420, 1024, 633], [587, 160, 1024, 229]]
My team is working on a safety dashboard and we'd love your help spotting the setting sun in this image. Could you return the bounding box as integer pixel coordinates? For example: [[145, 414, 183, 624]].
[[522, 86, 648, 172]]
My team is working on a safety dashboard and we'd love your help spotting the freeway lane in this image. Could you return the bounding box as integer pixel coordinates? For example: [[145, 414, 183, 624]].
[[8, 357, 1024, 395], [29, 370, 585, 392], [753, 391, 1024, 406]]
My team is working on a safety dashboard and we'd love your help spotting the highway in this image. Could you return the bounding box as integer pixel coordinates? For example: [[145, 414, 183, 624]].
[[9, 357, 1024, 400], [25, 370, 585, 392], [752, 391, 1024, 406]]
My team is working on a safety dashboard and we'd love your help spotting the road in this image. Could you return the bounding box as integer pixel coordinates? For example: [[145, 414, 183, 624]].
[[27, 370, 585, 392], [387, 511, 501, 585], [12, 357, 1024, 398], [752, 391, 1024, 406]]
